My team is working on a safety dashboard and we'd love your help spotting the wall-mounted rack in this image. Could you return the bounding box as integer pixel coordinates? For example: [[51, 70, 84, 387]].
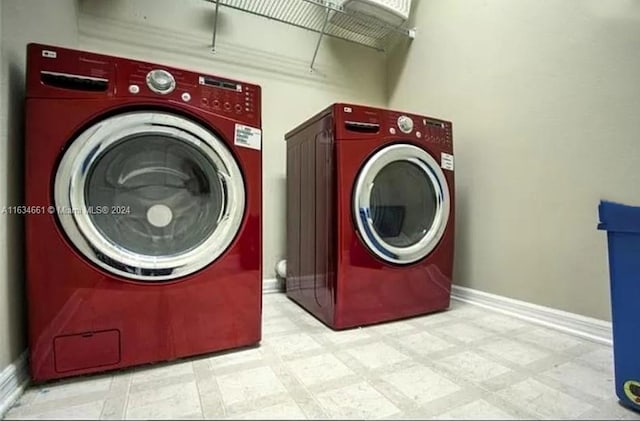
[[206, 0, 416, 70]]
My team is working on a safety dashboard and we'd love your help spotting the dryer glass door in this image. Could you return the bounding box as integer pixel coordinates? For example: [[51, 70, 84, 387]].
[[54, 111, 245, 281], [353, 143, 450, 265]]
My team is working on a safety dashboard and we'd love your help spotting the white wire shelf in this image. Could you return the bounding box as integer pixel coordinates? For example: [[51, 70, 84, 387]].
[[206, 0, 416, 69]]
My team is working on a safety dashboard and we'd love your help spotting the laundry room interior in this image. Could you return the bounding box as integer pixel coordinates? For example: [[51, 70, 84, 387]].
[[1, 0, 640, 419]]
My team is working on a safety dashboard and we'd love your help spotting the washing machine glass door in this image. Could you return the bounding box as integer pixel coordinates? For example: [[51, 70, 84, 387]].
[[353, 143, 450, 265], [54, 111, 245, 281]]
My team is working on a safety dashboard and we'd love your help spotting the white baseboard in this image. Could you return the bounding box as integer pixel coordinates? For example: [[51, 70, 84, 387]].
[[451, 285, 613, 346], [0, 351, 29, 418], [263, 278, 285, 294]]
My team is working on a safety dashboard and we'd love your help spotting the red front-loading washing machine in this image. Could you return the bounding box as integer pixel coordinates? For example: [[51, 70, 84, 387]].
[[286, 103, 454, 329], [24, 43, 262, 382]]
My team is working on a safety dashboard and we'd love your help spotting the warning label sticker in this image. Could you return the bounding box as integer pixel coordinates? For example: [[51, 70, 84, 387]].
[[441, 152, 454, 171], [234, 124, 261, 150]]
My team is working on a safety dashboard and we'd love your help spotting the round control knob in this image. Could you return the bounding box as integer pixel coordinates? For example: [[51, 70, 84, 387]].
[[146, 69, 176, 95], [397, 115, 414, 134]]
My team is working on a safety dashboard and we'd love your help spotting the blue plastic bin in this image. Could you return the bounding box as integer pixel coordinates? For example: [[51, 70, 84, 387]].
[[598, 200, 640, 412]]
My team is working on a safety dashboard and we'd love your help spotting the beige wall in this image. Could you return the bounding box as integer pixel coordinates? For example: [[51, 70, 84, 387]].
[[78, 0, 388, 281], [0, 0, 78, 370], [388, 0, 640, 321]]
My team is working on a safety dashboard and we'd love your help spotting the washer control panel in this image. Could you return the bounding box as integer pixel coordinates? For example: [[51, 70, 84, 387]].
[[197, 75, 258, 118], [27, 44, 261, 126], [124, 62, 261, 126]]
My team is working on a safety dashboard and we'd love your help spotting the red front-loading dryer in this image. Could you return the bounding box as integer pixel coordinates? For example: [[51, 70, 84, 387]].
[[286, 103, 454, 329], [24, 43, 262, 382]]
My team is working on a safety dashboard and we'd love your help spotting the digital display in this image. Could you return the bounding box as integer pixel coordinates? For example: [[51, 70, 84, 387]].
[[424, 118, 445, 129], [198, 76, 241, 92]]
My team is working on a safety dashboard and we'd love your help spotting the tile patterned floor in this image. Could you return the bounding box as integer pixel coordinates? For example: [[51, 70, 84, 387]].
[[4, 293, 640, 420]]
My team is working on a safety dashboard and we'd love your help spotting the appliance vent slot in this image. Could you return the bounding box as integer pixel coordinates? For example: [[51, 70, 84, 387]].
[[41, 71, 108, 92], [345, 121, 380, 133]]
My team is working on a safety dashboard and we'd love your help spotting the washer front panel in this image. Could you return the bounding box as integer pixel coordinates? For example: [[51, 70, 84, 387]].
[[54, 111, 245, 281]]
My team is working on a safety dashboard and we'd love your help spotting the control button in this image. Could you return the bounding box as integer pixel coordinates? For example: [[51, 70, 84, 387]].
[[245, 107, 250, 111], [397, 115, 414, 134], [128, 84, 140, 94], [389, 127, 396, 135], [181, 92, 191, 102], [146, 69, 176, 95], [416, 131, 422, 138]]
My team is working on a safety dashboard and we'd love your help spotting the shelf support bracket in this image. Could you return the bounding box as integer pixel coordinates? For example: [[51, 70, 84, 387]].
[[310, 5, 331, 71], [211, 0, 221, 52]]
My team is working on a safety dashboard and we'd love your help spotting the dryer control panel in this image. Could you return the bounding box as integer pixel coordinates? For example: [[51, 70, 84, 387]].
[[334, 103, 452, 147], [385, 111, 452, 145]]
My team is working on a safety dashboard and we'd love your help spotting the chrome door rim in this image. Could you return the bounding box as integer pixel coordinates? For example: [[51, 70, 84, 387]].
[[54, 111, 245, 281], [353, 143, 450, 265]]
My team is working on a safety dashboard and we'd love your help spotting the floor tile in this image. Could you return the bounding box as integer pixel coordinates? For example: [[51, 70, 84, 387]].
[[126, 381, 202, 420], [541, 361, 615, 399], [432, 321, 495, 343], [517, 327, 585, 352], [295, 311, 327, 330], [132, 361, 193, 385], [322, 327, 372, 345], [368, 320, 415, 336], [315, 381, 400, 419], [345, 342, 409, 370], [264, 333, 322, 357], [262, 317, 299, 336], [413, 310, 458, 326], [5, 400, 105, 420], [394, 331, 454, 355], [435, 350, 512, 383], [208, 347, 265, 369], [577, 346, 614, 373], [447, 302, 488, 319], [285, 353, 354, 387], [232, 399, 307, 420], [3, 293, 622, 421], [30, 376, 113, 404], [474, 313, 529, 333], [495, 378, 593, 419], [262, 303, 285, 320], [480, 338, 551, 366], [100, 393, 129, 420], [577, 399, 640, 420], [381, 365, 461, 406], [215, 366, 287, 407], [431, 398, 516, 420]]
